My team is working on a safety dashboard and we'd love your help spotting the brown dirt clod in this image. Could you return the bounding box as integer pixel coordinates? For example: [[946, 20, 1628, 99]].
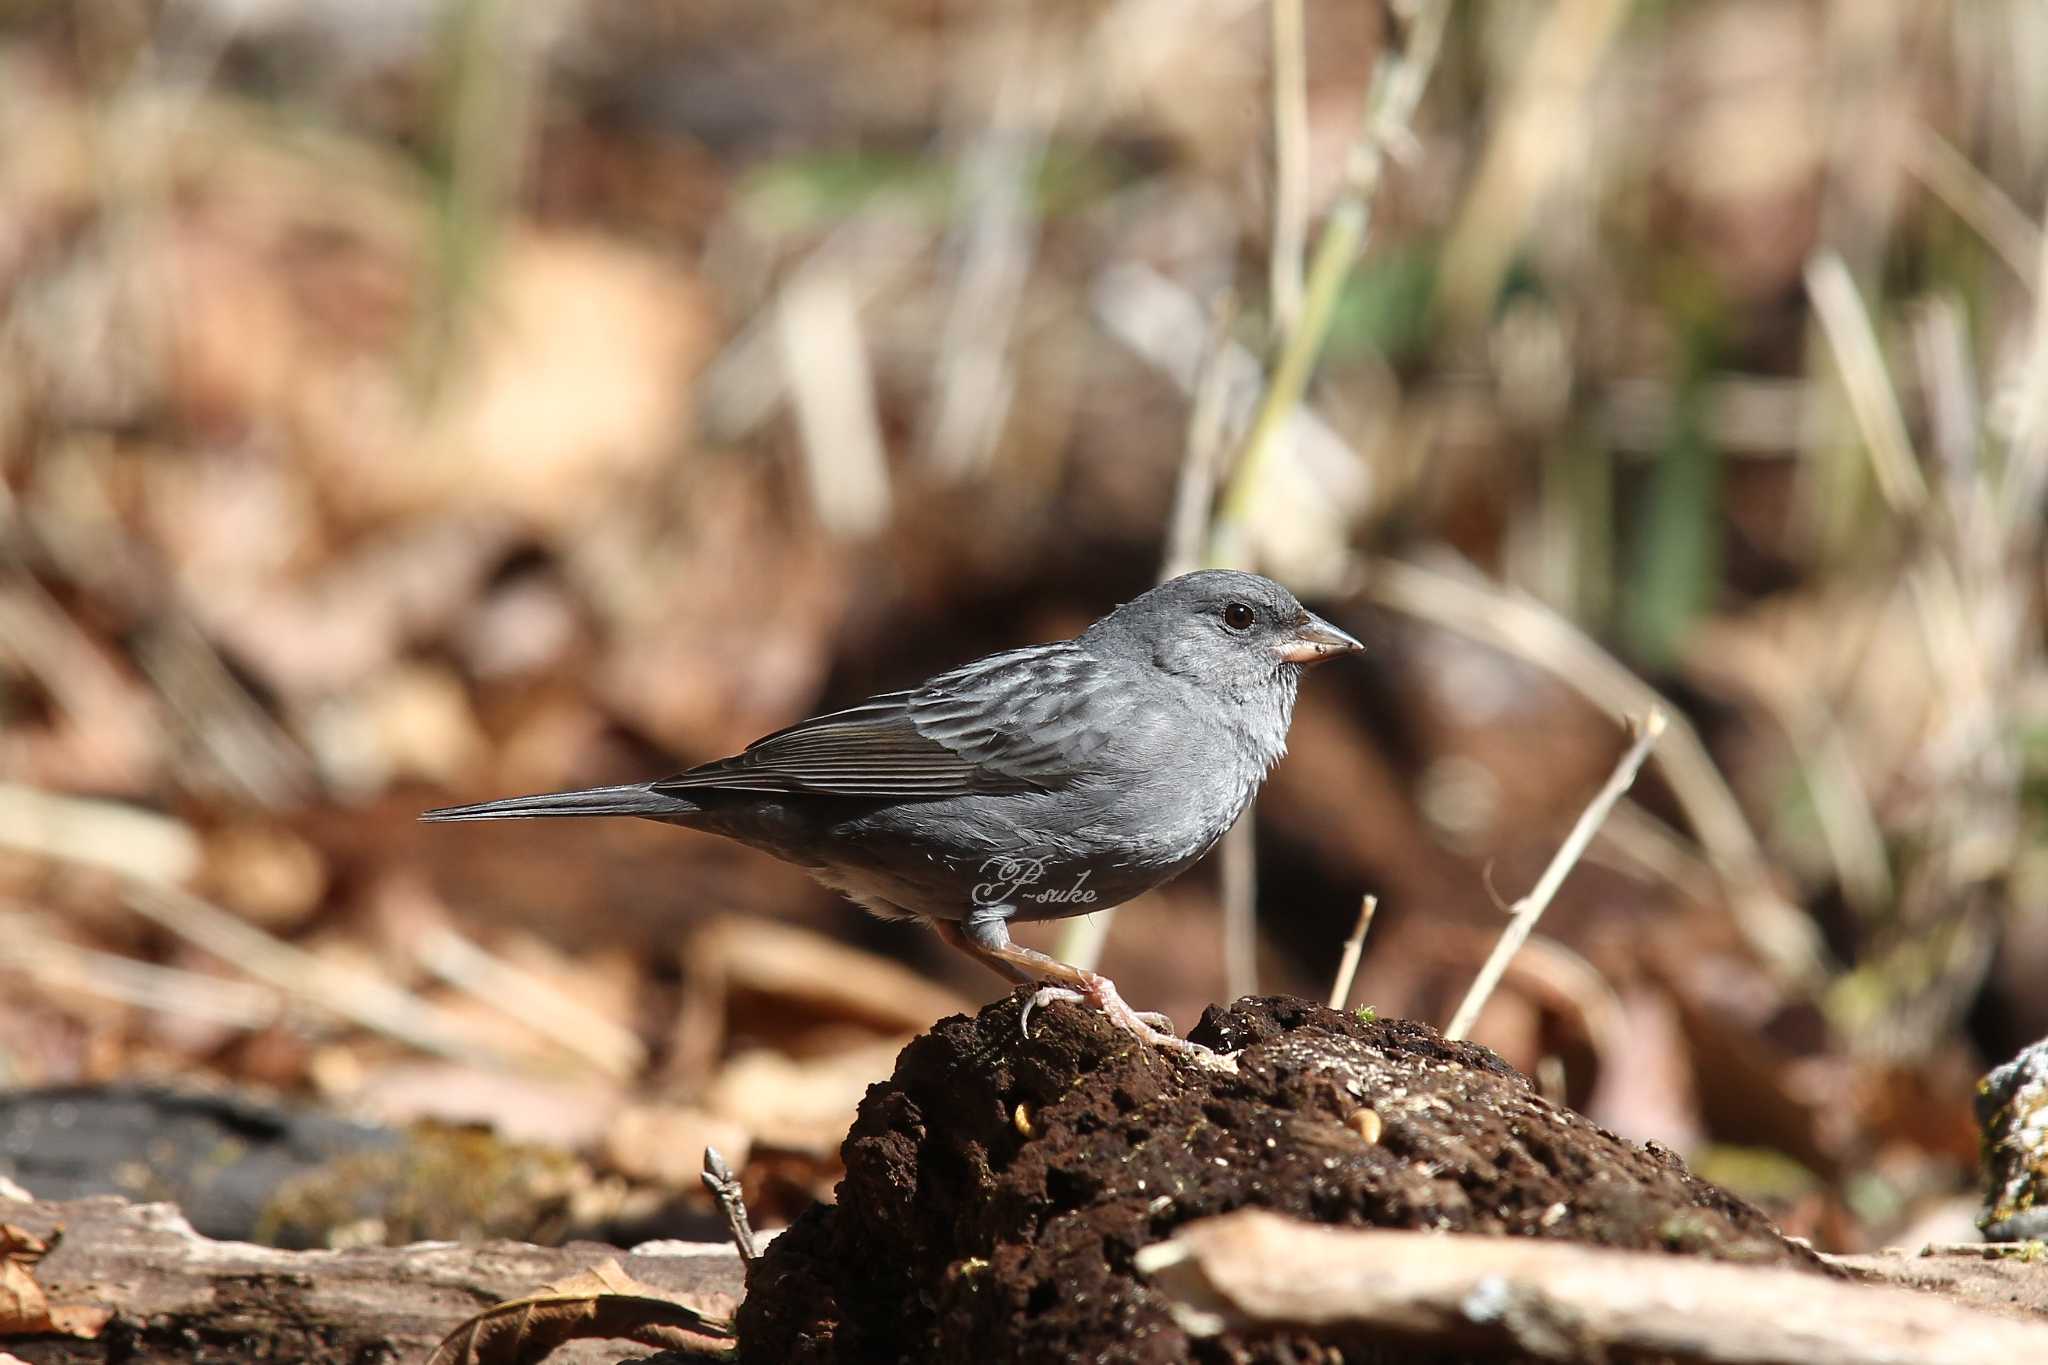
[[737, 993, 1824, 1363]]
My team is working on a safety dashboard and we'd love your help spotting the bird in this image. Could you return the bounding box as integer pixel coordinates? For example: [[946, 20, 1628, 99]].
[[423, 569, 1362, 1059]]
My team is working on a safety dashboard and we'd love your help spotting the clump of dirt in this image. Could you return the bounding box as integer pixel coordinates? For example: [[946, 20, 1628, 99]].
[[738, 994, 1824, 1364]]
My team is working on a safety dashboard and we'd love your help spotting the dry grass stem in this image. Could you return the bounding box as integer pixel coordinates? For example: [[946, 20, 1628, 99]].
[[1683, 624, 1894, 916], [777, 269, 892, 537], [0, 909, 283, 1029], [133, 618, 315, 807], [699, 218, 928, 443], [1219, 816, 1258, 1001], [0, 782, 199, 884], [120, 879, 512, 1068], [1804, 250, 1930, 515], [414, 923, 648, 1079], [1160, 296, 1244, 582], [1433, 0, 1628, 327], [1325, 895, 1379, 1010], [1267, 0, 1309, 336], [1910, 297, 1982, 485], [1589, 799, 1721, 902], [1211, 0, 1452, 549], [919, 19, 1056, 475], [1901, 121, 2043, 290], [1054, 911, 1116, 979], [1444, 710, 1665, 1041], [2007, 183, 2048, 528]]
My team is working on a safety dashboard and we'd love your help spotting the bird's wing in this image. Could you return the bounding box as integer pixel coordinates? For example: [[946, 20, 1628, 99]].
[[654, 643, 1123, 799]]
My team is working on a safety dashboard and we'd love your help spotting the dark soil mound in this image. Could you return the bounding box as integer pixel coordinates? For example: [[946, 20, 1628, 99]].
[[738, 994, 1822, 1363]]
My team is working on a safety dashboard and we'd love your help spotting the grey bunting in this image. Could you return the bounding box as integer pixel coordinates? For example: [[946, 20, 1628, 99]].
[[423, 569, 1363, 1059]]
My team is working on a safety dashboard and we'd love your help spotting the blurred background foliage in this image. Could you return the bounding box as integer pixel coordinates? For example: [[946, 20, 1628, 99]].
[[0, 0, 2043, 1253]]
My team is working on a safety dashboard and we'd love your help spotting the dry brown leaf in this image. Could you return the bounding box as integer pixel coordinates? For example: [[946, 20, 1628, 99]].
[[0, 1261, 50, 1337], [425, 1257, 733, 1365], [0, 1223, 106, 1341]]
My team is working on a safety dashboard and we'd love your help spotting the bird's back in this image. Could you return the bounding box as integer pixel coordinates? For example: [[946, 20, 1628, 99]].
[[688, 656, 1276, 924]]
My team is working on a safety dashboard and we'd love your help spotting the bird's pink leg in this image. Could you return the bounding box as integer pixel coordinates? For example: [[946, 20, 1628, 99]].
[[931, 915, 1221, 1064]]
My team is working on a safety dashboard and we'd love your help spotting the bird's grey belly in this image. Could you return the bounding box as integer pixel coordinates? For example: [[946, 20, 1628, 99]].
[[680, 775, 1253, 923]]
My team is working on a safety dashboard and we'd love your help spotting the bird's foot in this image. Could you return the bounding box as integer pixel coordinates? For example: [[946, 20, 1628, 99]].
[[1025, 985, 1162, 1035], [1019, 972, 1235, 1071]]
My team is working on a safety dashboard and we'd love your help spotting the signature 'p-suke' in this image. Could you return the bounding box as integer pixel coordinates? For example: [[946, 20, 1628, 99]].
[[974, 854, 1097, 909]]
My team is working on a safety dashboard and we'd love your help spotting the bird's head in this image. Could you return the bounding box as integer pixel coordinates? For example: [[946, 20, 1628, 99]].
[[1089, 569, 1363, 693]]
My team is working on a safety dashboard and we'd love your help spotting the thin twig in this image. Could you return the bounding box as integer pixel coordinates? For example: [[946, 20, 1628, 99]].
[[1325, 895, 1378, 1010], [701, 1147, 759, 1263], [1445, 710, 1666, 1041]]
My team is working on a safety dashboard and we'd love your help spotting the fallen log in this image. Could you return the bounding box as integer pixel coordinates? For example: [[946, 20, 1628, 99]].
[[1136, 1209, 2048, 1364], [1, 1193, 744, 1364]]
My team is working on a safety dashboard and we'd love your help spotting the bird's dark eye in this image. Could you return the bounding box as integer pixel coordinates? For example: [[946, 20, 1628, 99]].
[[1222, 602, 1256, 632]]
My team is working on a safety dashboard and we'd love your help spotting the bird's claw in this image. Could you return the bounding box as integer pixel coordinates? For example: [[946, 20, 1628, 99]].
[[1019, 975, 1235, 1071], [1020, 986, 1085, 1038], [1019, 988, 1173, 1040]]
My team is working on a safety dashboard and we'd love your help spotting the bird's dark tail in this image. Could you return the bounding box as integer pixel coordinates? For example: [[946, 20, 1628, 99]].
[[420, 783, 699, 822]]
